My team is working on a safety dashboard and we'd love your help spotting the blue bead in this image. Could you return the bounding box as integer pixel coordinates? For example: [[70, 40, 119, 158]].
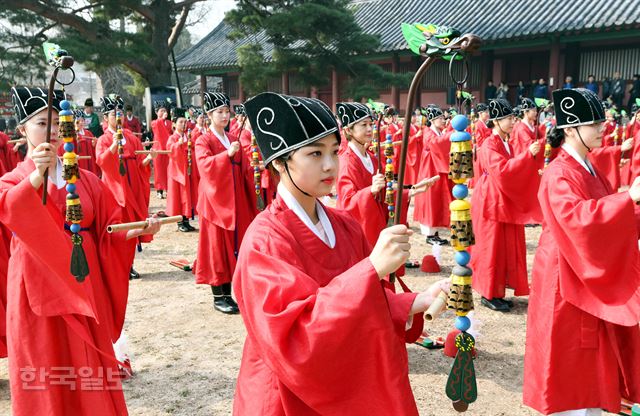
[[388, 205, 394, 211], [455, 316, 471, 332], [255, 185, 260, 190], [386, 134, 392, 140], [450, 131, 472, 142], [66, 183, 76, 193], [451, 114, 469, 131], [70, 223, 81, 234], [454, 250, 471, 266], [60, 100, 71, 110], [452, 184, 468, 199], [387, 181, 393, 187], [64, 142, 74, 152], [386, 158, 392, 164]]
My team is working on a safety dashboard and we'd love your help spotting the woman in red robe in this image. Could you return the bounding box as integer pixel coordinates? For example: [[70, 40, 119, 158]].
[[335, 101, 435, 256], [471, 98, 542, 312], [413, 105, 453, 245], [194, 92, 257, 314], [150, 103, 172, 198], [237, 92, 449, 415], [524, 88, 640, 415], [166, 108, 199, 232], [95, 95, 155, 280], [1, 86, 160, 415]]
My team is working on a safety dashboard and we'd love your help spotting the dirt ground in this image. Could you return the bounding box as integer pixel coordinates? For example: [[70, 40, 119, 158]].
[[0, 192, 618, 416]]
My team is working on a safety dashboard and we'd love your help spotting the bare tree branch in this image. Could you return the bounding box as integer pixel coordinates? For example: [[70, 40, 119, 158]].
[[6, 0, 98, 41], [172, 0, 207, 9], [168, 5, 191, 50]]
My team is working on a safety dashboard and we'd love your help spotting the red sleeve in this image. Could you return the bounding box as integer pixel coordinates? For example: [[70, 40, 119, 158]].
[[0, 167, 95, 318], [540, 169, 640, 325]]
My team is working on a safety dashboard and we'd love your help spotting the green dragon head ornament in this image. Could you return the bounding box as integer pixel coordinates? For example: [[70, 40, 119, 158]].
[[401, 23, 481, 60]]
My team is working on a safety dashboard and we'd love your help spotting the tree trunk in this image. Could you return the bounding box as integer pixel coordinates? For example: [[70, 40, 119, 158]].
[[147, 0, 174, 86]]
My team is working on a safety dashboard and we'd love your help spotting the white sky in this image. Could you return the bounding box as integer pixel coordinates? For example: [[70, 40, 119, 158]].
[[188, 0, 237, 43]]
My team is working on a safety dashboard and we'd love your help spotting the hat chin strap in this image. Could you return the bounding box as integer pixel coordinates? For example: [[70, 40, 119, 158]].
[[284, 161, 312, 197], [495, 119, 509, 140], [575, 127, 591, 153]]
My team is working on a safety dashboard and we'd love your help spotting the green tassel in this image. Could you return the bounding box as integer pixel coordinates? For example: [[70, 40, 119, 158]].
[[446, 332, 477, 409], [119, 160, 126, 176], [70, 234, 89, 282]]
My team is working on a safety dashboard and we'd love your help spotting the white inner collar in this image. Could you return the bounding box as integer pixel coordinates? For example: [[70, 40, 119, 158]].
[[49, 158, 65, 190], [210, 127, 230, 149], [430, 125, 442, 136], [562, 143, 596, 176], [277, 183, 335, 248], [348, 141, 374, 174]]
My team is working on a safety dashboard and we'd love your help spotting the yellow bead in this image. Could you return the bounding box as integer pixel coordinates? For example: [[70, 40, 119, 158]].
[[67, 176, 77, 184]]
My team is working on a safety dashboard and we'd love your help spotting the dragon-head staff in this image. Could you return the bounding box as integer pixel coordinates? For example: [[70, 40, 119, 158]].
[[402, 23, 481, 60]]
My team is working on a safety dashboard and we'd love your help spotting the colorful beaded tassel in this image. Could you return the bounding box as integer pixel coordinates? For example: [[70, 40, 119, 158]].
[[251, 133, 265, 211], [445, 114, 477, 412], [60, 100, 89, 282], [384, 133, 395, 226]]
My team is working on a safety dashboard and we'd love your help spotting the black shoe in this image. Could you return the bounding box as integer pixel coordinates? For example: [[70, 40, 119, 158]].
[[481, 297, 510, 312], [157, 190, 164, 199], [224, 296, 240, 313], [426, 233, 449, 246], [177, 223, 190, 232], [129, 268, 141, 280], [213, 297, 239, 314], [502, 298, 514, 308], [184, 222, 196, 232]]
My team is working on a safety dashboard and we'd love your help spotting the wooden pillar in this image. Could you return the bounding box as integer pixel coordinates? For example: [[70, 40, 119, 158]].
[[282, 72, 289, 95], [238, 77, 245, 102], [391, 53, 400, 110], [331, 68, 339, 110], [200, 74, 207, 106], [548, 38, 561, 89]]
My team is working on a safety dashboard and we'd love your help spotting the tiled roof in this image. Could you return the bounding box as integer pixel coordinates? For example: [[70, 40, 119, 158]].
[[176, 0, 640, 72]]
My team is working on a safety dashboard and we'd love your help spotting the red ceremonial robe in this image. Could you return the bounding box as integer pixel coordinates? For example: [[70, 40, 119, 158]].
[[523, 149, 640, 414], [0, 223, 10, 358], [413, 126, 452, 228], [0, 132, 23, 172], [589, 145, 622, 191], [122, 116, 141, 135], [166, 132, 199, 218], [631, 129, 640, 180], [471, 134, 542, 299], [474, 120, 492, 147], [0, 160, 136, 416], [401, 124, 423, 185], [336, 144, 410, 257], [151, 119, 172, 192], [96, 128, 152, 244], [193, 130, 257, 286], [232, 195, 424, 415]]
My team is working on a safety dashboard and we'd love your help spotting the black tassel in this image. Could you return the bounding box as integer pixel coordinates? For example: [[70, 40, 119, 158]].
[[256, 192, 265, 211], [70, 233, 89, 282], [119, 160, 126, 176]]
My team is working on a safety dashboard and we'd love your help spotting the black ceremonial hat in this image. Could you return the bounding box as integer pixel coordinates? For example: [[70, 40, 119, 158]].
[[11, 86, 65, 124], [171, 107, 187, 121], [488, 98, 514, 120], [520, 97, 536, 110], [425, 105, 444, 121], [101, 94, 124, 114], [336, 102, 373, 127], [233, 104, 245, 115], [203, 92, 230, 112], [244, 92, 339, 166], [475, 103, 489, 113], [552, 88, 605, 129]]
